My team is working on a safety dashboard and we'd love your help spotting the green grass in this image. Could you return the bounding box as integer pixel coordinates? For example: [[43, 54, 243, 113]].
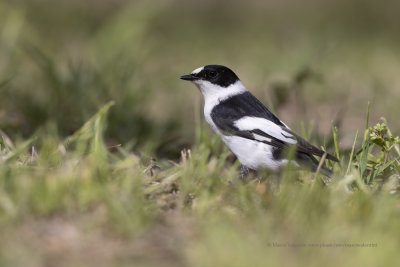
[[1, 0, 400, 266], [0, 103, 399, 266]]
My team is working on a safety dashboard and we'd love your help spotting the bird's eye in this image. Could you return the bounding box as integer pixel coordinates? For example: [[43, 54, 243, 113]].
[[209, 71, 217, 78]]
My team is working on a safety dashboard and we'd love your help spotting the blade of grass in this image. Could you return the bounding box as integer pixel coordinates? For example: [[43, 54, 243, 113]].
[[2, 136, 37, 163], [64, 101, 115, 146], [363, 102, 370, 142], [332, 125, 340, 160], [359, 142, 373, 179], [346, 130, 358, 175], [382, 118, 400, 158], [368, 159, 396, 184], [314, 152, 327, 180]]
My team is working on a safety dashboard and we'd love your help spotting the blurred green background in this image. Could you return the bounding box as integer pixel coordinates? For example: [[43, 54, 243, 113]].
[[1, 0, 400, 158]]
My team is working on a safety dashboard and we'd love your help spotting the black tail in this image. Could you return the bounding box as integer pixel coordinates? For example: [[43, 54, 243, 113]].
[[297, 152, 334, 178]]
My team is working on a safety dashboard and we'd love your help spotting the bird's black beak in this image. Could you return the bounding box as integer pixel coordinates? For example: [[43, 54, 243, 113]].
[[180, 74, 198, 81]]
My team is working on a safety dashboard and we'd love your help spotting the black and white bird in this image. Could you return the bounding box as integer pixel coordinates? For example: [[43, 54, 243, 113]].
[[180, 65, 338, 178]]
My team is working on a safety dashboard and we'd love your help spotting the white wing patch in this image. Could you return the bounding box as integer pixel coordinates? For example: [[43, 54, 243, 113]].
[[253, 135, 272, 143], [234, 116, 297, 144], [280, 120, 290, 129]]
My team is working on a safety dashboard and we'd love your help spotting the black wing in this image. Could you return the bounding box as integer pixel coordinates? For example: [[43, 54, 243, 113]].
[[211, 92, 338, 162]]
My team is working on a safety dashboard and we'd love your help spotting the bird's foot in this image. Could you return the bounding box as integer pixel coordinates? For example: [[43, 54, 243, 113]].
[[240, 165, 251, 182]]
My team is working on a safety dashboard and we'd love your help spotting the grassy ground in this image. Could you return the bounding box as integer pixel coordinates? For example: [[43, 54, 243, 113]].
[[1, 0, 400, 266]]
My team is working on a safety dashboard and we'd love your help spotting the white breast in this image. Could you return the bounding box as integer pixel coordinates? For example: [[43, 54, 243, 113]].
[[222, 136, 288, 171], [204, 105, 220, 133], [197, 80, 247, 134]]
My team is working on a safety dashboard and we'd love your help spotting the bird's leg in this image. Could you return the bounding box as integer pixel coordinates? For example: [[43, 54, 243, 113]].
[[240, 165, 250, 181]]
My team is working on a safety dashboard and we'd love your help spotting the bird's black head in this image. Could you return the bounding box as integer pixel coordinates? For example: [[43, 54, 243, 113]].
[[180, 65, 239, 87]]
